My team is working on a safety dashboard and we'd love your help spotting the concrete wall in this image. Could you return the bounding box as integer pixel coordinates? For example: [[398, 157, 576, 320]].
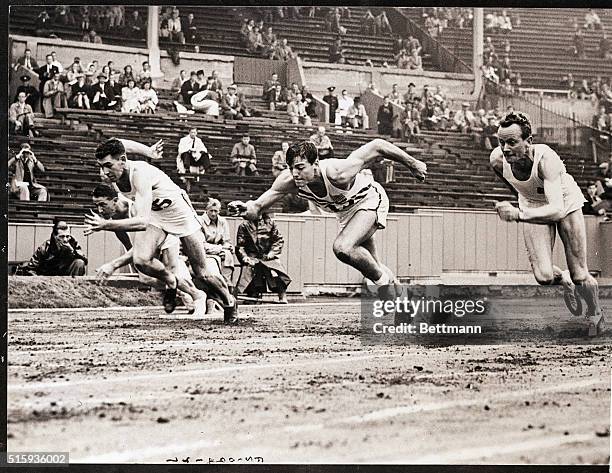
[[10, 34, 234, 90], [302, 60, 474, 105]]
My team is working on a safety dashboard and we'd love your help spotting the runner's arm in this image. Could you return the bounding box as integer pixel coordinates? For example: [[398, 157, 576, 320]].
[[518, 153, 565, 223], [119, 138, 164, 160]]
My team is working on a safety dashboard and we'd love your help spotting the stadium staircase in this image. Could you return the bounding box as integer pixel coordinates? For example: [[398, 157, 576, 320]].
[[401, 7, 612, 89]]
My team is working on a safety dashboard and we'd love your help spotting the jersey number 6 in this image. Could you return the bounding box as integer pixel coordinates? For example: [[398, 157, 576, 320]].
[[152, 198, 173, 211]]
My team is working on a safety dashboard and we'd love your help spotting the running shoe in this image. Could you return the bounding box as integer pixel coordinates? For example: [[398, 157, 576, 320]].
[[561, 270, 582, 317], [163, 285, 178, 314], [587, 310, 606, 337], [224, 297, 239, 325]]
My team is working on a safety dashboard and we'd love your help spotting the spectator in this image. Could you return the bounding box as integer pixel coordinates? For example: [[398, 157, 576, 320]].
[[138, 80, 158, 114], [84, 62, 98, 85], [286, 83, 301, 103], [408, 49, 423, 71], [15, 75, 40, 112], [9, 92, 37, 137], [367, 82, 380, 95], [573, 28, 585, 58], [177, 127, 212, 175], [236, 213, 291, 304], [247, 26, 265, 55], [118, 65, 136, 86], [337, 89, 354, 126], [221, 83, 251, 119], [107, 72, 123, 109], [272, 142, 289, 177], [400, 101, 421, 141], [498, 77, 515, 96], [49, 52, 64, 73], [327, 8, 346, 35], [231, 135, 258, 176], [274, 38, 296, 60], [83, 29, 103, 43], [199, 199, 236, 286], [268, 84, 288, 111], [484, 12, 500, 34], [592, 106, 611, 142], [195, 69, 207, 89], [240, 18, 253, 46], [499, 10, 512, 34], [301, 85, 317, 118], [91, 73, 117, 110], [405, 35, 422, 56], [600, 31, 611, 60], [167, 8, 186, 44], [37, 54, 59, 107], [424, 13, 441, 38], [78, 6, 91, 32], [121, 78, 140, 112], [482, 115, 500, 150], [498, 56, 514, 83], [182, 12, 198, 43], [137, 61, 153, 87], [191, 80, 221, 117], [376, 11, 393, 35], [578, 79, 594, 101], [35, 10, 55, 37], [8, 143, 47, 201], [209, 70, 223, 93], [180, 71, 201, 105], [69, 75, 91, 109], [377, 95, 394, 135], [14, 48, 39, 72], [362, 10, 376, 35], [310, 126, 334, 159], [172, 70, 187, 92], [323, 86, 339, 124], [262, 26, 277, 53], [483, 37, 495, 58], [262, 72, 280, 102], [583, 182, 607, 216], [584, 9, 602, 30], [42, 71, 67, 118], [403, 82, 418, 105], [329, 36, 347, 64], [453, 102, 475, 133], [108, 6, 124, 29], [20, 220, 87, 276], [66, 62, 85, 91], [396, 49, 411, 69], [346, 96, 369, 130], [288, 93, 312, 126], [126, 9, 145, 38]]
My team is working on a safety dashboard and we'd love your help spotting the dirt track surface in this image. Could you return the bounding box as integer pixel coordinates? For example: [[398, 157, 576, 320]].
[[7, 299, 612, 464]]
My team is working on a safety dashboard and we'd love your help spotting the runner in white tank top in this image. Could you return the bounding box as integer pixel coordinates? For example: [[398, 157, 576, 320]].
[[85, 138, 237, 323], [228, 138, 428, 321], [490, 112, 604, 336]]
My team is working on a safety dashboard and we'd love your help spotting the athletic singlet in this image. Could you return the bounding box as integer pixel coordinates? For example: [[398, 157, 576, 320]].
[[113, 160, 185, 211], [296, 159, 375, 213], [501, 144, 583, 205]]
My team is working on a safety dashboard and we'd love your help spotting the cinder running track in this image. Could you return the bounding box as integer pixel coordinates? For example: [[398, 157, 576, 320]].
[[7, 299, 612, 464]]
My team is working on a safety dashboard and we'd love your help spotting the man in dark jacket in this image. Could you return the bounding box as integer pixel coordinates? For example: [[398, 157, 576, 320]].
[[323, 86, 339, 124], [20, 220, 88, 276], [180, 71, 201, 105], [89, 73, 117, 110], [235, 214, 291, 303], [15, 75, 40, 111]]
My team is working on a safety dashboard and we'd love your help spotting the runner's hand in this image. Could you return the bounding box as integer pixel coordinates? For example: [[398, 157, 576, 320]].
[[227, 201, 248, 217], [84, 210, 108, 235], [495, 201, 520, 222], [96, 263, 115, 281], [409, 160, 427, 182], [149, 139, 164, 160]]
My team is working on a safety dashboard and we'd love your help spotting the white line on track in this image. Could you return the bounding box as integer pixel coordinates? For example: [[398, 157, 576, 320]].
[[408, 433, 595, 463], [8, 301, 361, 314], [7, 351, 401, 392], [283, 377, 606, 433]]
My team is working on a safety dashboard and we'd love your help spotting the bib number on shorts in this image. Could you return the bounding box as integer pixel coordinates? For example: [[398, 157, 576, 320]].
[[152, 198, 173, 211]]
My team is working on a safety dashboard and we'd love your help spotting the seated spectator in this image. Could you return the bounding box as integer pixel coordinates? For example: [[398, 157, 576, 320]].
[[177, 127, 212, 175], [195, 69, 207, 89], [482, 115, 500, 150], [166, 8, 186, 44], [272, 142, 289, 177], [8, 143, 47, 201], [389, 84, 402, 105], [400, 101, 421, 141], [377, 96, 394, 135], [329, 36, 347, 64], [453, 102, 475, 133], [600, 31, 611, 60], [14, 48, 39, 72], [483, 37, 495, 58], [498, 77, 515, 96], [121, 78, 141, 113], [137, 61, 153, 87], [91, 73, 117, 110], [83, 29, 103, 44], [288, 94, 312, 126], [118, 65, 136, 86], [54, 5, 73, 25], [221, 83, 250, 119], [231, 135, 258, 176], [126, 9, 145, 38], [310, 126, 334, 159], [66, 62, 85, 90], [268, 84, 288, 111], [578, 79, 594, 100], [337, 89, 354, 126], [78, 6, 91, 32], [107, 72, 122, 109], [584, 9, 602, 30], [286, 83, 301, 103], [346, 96, 369, 130], [408, 49, 423, 71], [583, 182, 608, 216], [182, 12, 198, 43], [84, 62, 98, 85], [405, 35, 422, 56], [108, 6, 124, 30], [191, 85, 220, 117], [573, 28, 585, 58], [9, 92, 37, 137], [592, 106, 611, 142], [424, 13, 441, 38], [247, 26, 265, 54], [172, 70, 187, 93], [15, 75, 40, 113], [499, 10, 512, 34], [209, 70, 223, 93], [376, 11, 393, 35], [20, 220, 87, 276], [262, 72, 280, 102], [236, 213, 291, 303], [35, 10, 55, 37], [42, 71, 67, 118], [240, 19, 254, 46], [138, 80, 158, 114], [301, 85, 317, 118], [395, 49, 410, 69], [274, 38, 296, 60], [199, 199, 236, 286], [69, 75, 91, 109], [180, 71, 201, 105], [362, 10, 376, 35], [403, 82, 418, 105]]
